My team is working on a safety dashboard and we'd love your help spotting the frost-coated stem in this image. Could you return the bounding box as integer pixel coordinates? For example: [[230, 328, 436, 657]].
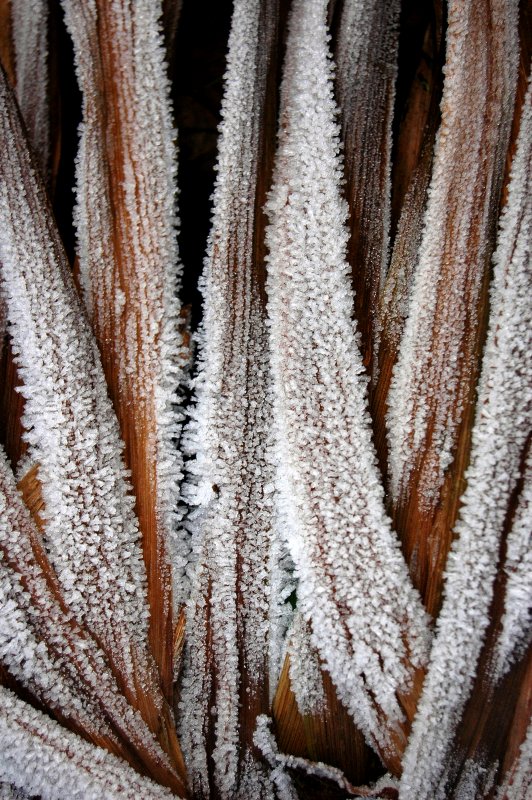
[[265, 0, 430, 768], [399, 72, 531, 800]]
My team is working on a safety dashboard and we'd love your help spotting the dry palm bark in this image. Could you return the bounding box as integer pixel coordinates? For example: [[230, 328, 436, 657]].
[[62, 0, 187, 701], [386, 0, 520, 616], [178, 1, 290, 797]]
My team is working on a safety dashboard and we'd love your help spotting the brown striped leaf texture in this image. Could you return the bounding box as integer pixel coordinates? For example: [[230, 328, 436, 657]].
[[61, 0, 188, 700], [0, 1, 530, 799], [0, 686, 179, 799], [334, 0, 400, 379], [399, 69, 532, 800], [386, 0, 520, 616]]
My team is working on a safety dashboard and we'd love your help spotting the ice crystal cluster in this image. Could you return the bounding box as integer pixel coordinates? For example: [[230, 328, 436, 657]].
[[0, 0, 530, 799]]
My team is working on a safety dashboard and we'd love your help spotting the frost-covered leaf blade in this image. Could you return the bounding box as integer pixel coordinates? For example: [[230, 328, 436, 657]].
[[0, 687, 178, 800], [0, 450, 187, 795], [11, 0, 49, 174], [0, 67, 186, 787], [373, 11, 444, 474], [386, 0, 520, 615], [399, 69, 532, 800], [496, 719, 532, 800], [265, 0, 430, 771], [178, 1, 291, 796], [62, 0, 188, 698]]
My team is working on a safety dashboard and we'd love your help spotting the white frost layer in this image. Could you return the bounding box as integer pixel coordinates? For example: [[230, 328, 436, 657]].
[[0, 70, 150, 672], [11, 0, 49, 173], [0, 449, 176, 774], [387, 0, 519, 508], [62, 0, 188, 605], [253, 716, 304, 800], [0, 783, 30, 799], [179, 1, 291, 797], [264, 0, 429, 755], [0, 687, 174, 800], [399, 72, 532, 800], [0, 451, 109, 739], [286, 613, 326, 717]]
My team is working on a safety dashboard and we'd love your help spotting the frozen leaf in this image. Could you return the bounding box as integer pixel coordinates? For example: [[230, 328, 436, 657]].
[[334, 0, 400, 377], [492, 452, 532, 681], [398, 69, 531, 800], [178, 1, 290, 797], [265, 0, 430, 769], [11, 0, 49, 174], [0, 687, 178, 800], [286, 613, 326, 717], [0, 452, 114, 744], [62, 0, 188, 696], [0, 69, 187, 786], [0, 449, 186, 795], [386, 0, 520, 614], [372, 6, 445, 492]]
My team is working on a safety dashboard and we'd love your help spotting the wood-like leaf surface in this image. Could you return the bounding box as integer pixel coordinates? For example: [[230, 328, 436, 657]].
[[62, 0, 188, 699], [387, 0, 520, 616]]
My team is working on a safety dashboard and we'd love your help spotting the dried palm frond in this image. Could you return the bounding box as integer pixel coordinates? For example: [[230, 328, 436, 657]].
[[0, 1, 530, 798]]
